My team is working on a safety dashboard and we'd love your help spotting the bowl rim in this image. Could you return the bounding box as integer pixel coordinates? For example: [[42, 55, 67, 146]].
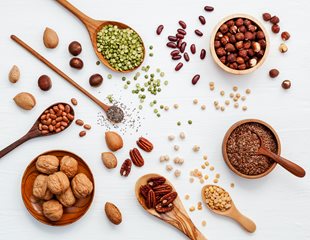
[[210, 13, 270, 75], [222, 119, 281, 179]]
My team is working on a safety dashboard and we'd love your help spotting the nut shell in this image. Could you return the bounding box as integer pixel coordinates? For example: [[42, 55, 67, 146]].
[[57, 186, 76, 207], [43, 27, 59, 49], [104, 202, 122, 225], [42, 200, 63, 221], [60, 155, 78, 178], [32, 174, 53, 200], [47, 171, 70, 195], [13, 92, 36, 110], [8, 65, 20, 83], [36, 155, 59, 174], [101, 152, 117, 169], [105, 131, 123, 152], [71, 173, 93, 198]]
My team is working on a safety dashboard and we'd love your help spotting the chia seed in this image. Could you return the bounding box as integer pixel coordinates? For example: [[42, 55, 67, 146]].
[[106, 105, 124, 123]]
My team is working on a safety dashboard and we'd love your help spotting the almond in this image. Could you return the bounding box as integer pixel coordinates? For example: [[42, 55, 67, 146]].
[[101, 152, 117, 169], [104, 202, 122, 225], [8, 65, 20, 83], [43, 27, 59, 49], [105, 131, 123, 152], [13, 92, 36, 110]]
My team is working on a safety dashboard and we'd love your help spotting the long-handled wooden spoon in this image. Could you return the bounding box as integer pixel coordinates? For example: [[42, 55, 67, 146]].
[[252, 131, 306, 178], [11, 35, 124, 123], [135, 173, 207, 240], [201, 185, 256, 233], [55, 0, 145, 73], [0, 103, 74, 159]]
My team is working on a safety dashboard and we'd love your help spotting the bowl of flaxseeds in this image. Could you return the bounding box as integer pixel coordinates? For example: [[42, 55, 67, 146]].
[[222, 119, 281, 179]]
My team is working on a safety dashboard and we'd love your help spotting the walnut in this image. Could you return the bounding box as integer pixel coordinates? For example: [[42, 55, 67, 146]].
[[32, 174, 53, 200], [57, 187, 76, 207], [42, 200, 63, 221], [60, 156, 78, 178], [36, 155, 59, 174], [71, 173, 93, 199], [47, 171, 70, 194]]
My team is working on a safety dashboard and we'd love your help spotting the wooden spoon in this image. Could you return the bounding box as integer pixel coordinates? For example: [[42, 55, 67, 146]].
[[135, 173, 207, 240], [10, 35, 124, 123], [252, 131, 306, 178], [0, 103, 74, 159], [56, 0, 145, 73], [201, 185, 256, 233]]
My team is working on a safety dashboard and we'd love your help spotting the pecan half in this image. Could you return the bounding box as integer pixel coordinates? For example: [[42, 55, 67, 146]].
[[129, 148, 144, 167], [153, 184, 173, 196], [140, 184, 152, 199], [160, 192, 178, 206], [155, 202, 174, 213], [146, 189, 156, 209], [147, 176, 166, 187], [137, 137, 154, 152], [120, 159, 132, 177]]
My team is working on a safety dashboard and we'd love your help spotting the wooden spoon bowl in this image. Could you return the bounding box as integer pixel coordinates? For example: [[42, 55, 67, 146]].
[[21, 150, 95, 226], [135, 173, 207, 240]]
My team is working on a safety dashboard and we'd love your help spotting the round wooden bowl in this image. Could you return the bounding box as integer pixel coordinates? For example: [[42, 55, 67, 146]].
[[222, 119, 281, 179], [210, 14, 270, 75], [21, 150, 95, 226]]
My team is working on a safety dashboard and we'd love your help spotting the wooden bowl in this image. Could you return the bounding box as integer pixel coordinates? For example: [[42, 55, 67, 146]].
[[210, 14, 270, 75], [222, 119, 281, 179], [21, 150, 95, 226]]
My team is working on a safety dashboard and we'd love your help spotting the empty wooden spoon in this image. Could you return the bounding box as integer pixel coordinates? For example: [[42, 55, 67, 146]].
[[201, 185, 256, 233], [56, 0, 145, 73], [0, 103, 74, 159], [135, 173, 207, 240]]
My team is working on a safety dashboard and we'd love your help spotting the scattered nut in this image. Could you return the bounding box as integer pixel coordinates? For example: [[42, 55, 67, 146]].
[[70, 57, 84, 69], [269, 69, 279, 78], [282, 80, 291, 89], [279, 43, 288, 53], [71, 98, 78, 106], [168, 135, 175, 141], [43, 27, 59, 49], [174, 145, 180, 151], [281, 31, 291, 41], [173, 104, 179, 109], [272, 24, 280, 34], [262, 13, 271, 21], [193, 145, 200, 152], [179, 132, 186, 139], [38, 75, 52, 91], [193, 99, 198, 104], [105, 131, 123, 152], [105, 202, 122, 225], [8, 65, 20, 83], [68, 41, 82, 56], [101, 152, 118, 169], [79, 131, 86, 137], [13, 92, 36, 110], [166, 164, 173, 171], [89, 73, 103, 87], [242, 106, 248, 111], [174, 169, 181, 177], [201, 104, 206, 110]]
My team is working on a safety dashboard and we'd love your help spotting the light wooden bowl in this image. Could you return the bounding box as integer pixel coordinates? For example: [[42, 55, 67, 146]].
[[210, 14, 270, 75], [222, 119, 281, 179], [21, 150, 95, 226]]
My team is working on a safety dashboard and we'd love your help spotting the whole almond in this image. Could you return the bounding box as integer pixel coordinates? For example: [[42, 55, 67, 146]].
[[105, 131, 123, 152], [101, 152, 117, 169], [104, 202, 122, 225], [8, 65, 20, 83], [43, 27, 59, 49], [13, 92, 36, 110]]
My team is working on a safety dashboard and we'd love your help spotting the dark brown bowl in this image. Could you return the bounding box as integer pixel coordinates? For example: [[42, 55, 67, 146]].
[[21, 150, 95, 226], [222, 119, 281, 179]]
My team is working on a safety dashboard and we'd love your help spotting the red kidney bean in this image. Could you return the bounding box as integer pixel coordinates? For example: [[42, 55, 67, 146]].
[[195, 30, 203, 37], [199, 16, 206, 25], [177, 39, 183, 48], [184, 52, 190, 62], [192, 74, 200, 85], [179, 20, 187, 29], [168, 36, 178, 42], [167, 42, 177, 48], [200, 49, 206, 60], [177, 29, 186, 35], [175, 62, 183, 71], [171, 50, 180, 56], [176, 33, 185, 39], [204, 6, 214, 12], [180, 42, 187, 53], [172, 55, 182, 60], [156, 25, 164, 35], [190, 44, 196, 54]]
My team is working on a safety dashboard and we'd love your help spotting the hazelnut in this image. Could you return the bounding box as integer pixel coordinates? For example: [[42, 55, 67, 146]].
[[71, 173, 93, 199], [36, 155, 59, 174], [220, 36, 229, 45], [229, 62, 238, 69], [227, 54, 236, 63], [238, 25, 246, 33], [247, 49, 255, 57], [225, 43, 235, 52], [226, 20, 235, 27], [216, 47, 226, 57], [252, 42, 261, 52], [60, 155, 78, 178], [219, 56, 226, 64], [70, 57, 84, 69], [32, 174, 53, 200], [229, 35, 236, 44], [256, 31, 265, 40], [249, 58, 257, 67], [47, 171, 70, 194], [279, 43, 288, 53], [43, 200, 63, 221], [236, 57, 245, 65], [257, 50, 265, 58], [244, 32, 253, 40], [282, 80, 291, 89], [244, 19, 251, 26], [262, 13, 271, 21], [235, 32, 244, 41], [270, 16, 280, 24], [239, 50, 248, 58], [219, 24, 229, 33], [238, 64, 247, 70], [236, 41, 244, 49], [269, 69, 279, 78], [89, 73, 103, 87], [38, 75, 52, 91], [68, 41, 82, 56], [247, 25, 257, 32], [229, 25, 238, 34], [215, 32, 223, 40], [214, 40, 221, 48], [235, 18, 244, 27], [243, 41, 251, 49], [258, 39, 267, 49], [281, 31, 290, 41], [57, 187, 76, 207], [272, 24, 280, 33]]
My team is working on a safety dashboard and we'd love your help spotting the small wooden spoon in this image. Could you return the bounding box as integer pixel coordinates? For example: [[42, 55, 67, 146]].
[[252, 131, 306, 178], [56, 0, 145, 73], [135, 173, 207, 240], [0, 103, 74, 159], [201, 185, 256, 233]]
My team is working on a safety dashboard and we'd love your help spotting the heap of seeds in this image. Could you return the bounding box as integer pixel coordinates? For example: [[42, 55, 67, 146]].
[[204, 185, 232, 212]]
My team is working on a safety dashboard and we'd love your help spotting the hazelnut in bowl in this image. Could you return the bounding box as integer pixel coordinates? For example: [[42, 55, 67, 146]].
[[210, 14, 270, 75]]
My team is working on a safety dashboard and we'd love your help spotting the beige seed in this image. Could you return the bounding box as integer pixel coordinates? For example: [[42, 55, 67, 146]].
[[241, 96, 246, 101], [202, 220, 207, 227], [234, 103, 239, 108], [189, 206, 195, 212], [200, 178, 205, 184], [201, 104, 206, 110], [225, 100, 230, 106], [166, 165, 173, 171], [214, 101, 219, 106], [230, 183, 235, 188], [220, 106, 225, 111], [174, 145, 180, 151], [164, 106, 169, 111], [233, 97, 238, 102], [236, 93, 241, 98], [215, 173, 220, 179], [279, 43, 288, 53], [203, 155, 208, 160], [185, 194, 190, 200], [242, 106, 248, 111], [233, 86, 238, 92], [210, 166, 214, 171], [174, 169, 181, 177], [209, 82, 214, 86], [193, 99, 198, 104], [210, 86, 215, 91], [213, 179, 219, 183], [245, 88, 251, 94], [201, 164, 206, 169], [204, 174, 209, 180], [205, 161, 209, 166], [215, 105, 220, 110], [189, 177, 194, 183], [168, 135, 175, 141], [193, 145, 200, 152], [179, 132, 186, 139], [173, 104, 179, 109], [229, 93, 234, 98], [220, 90, 225, 96]]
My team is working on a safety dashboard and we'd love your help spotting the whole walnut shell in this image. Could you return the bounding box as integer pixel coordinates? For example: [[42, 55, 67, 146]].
[[57, 186, 76, 207], [60, 156, 78, 178], [36, 155, 59, 174], [47, 171, 70, 195], [32, 174, 53, 200], [43, 200, 63, 221], [71, 173, 93, 199]]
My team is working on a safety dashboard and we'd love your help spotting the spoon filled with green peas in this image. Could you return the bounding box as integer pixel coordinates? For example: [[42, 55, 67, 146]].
[[56, 0, 145, 73]]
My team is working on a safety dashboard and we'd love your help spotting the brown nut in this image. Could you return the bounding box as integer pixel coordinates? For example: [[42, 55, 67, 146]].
[[269, 69, 279, 78], [38, 75, 52, 91], [281, 31, 290, 41], [71, 173, 93, 198], [216, 47, 226, 57], [105, 202, 122, 225], [47, 171, 70, 195], [60, 155, 78, 178], [105, 131, 123, 152], [279, 43, 288, 53], [146, 189, 156, 209], [147, 176, 166, 187], [70, 57, 84, 69], [101, 152, 118, 169], [256, 31, 265, 40], [252, 42, 261, 53], [43, 27, 59, 49], [136, 137, 154, 152], [89, 73, 103, 87], [13, 92, 36, 110], [262, 13, 271, 21], [129, 148, 144, 167], [36, 155, 59, 174], [32, 174, 53, 200], [57, 187, 76, 207], [272, 24, 280, 33], [42, 200, 63, 221], [68, 41, 82, 56], [235, 32, 244, 41], [120, 159, 132, 177], [8, 65, 20, 83], [225, 43, 235, 52], [270, 16, 280, 24], [140, 184, 152, 199], [219, 24, 229, 33], [282, 80, 291, 89]]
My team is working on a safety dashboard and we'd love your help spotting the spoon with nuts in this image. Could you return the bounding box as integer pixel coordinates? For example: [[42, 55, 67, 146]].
[[201, 185, 256, 233], [136, 173, 207, 240], [0, 103, 74, 159]]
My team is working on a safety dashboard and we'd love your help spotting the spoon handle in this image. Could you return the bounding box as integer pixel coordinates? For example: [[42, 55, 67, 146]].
[[258, 147, 306, 178], [229, 208, 256, 233], [10, 35, 109, 112], [0, 134, 33, 159]]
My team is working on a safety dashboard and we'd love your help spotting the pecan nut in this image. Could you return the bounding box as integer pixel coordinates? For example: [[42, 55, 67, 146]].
[[129, 148, 144, 167], [155, 202, 174, 213], [140, 184, 152, 199], [160, 192, 178, 206], [146, 189, 156, 209], [147, 176, 166, 187], [120, 159, 132, 177], [153, 184, 173, 196], [137, 137, 154, 152]]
